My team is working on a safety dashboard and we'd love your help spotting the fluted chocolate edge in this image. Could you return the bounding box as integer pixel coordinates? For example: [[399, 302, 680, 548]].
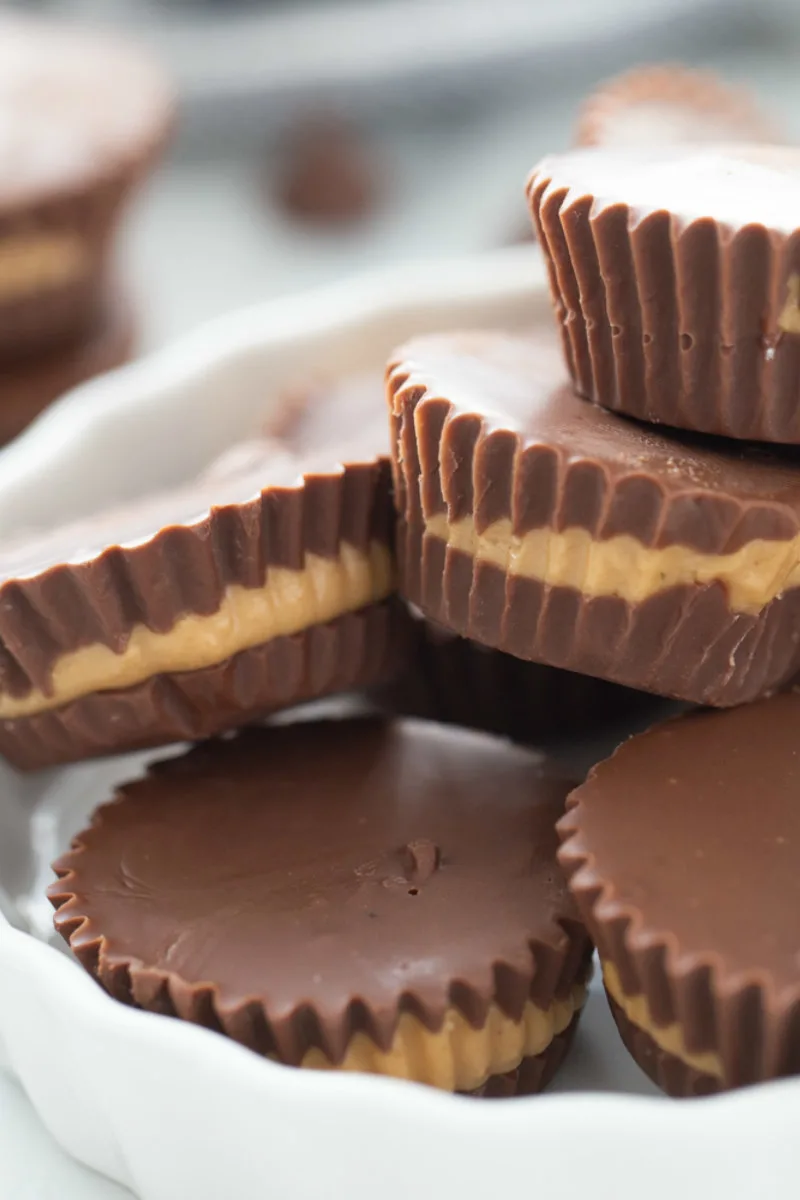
[[558, 785, 800, 1089], [471, 1010, 582, 1097], [605, 991, 719, 1098], [0, 457, 393, 701], [526, 159, 800, 442], [0, 600, 406, 770]]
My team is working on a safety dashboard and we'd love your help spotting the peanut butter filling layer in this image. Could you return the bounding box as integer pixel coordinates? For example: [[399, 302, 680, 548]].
[[603, 961, 722, 1078], [0, 541, 393, 720], [0, 233, 87, 301], [424, 514, 800, 615], [780, 274, 800, 335], [301, 983, 586, 1091]]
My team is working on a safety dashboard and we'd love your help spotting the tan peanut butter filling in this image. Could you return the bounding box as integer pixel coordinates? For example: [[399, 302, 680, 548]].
[[0, 541, 393, 720], [0, 233, 87, 300], [300, 983, 586, 1091], [603, 961, 722, 1078], [424, 513, 800, 615], [780, 274, 800, 335]]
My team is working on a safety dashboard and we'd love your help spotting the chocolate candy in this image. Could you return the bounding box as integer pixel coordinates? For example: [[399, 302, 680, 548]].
[[0, 14, 173, 362], [49, 717, 592, 1094], [0, 412, 396, 768], [388, 328, 800, 706], [528, 144, 800, 442], [575, 65, 778, 150], [558, 692, 800, 1095]]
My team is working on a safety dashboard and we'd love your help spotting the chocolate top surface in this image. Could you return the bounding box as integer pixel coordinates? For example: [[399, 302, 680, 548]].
[[561, 693, 800, 992], [389, 329, 800, 551], [0, 15, 172, 206], [530, 143, 800, 234], [51, 717, 584, 1058], [576, 65, 777, 149]]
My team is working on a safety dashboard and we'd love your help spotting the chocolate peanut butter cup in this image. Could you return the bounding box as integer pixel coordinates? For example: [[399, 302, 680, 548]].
[[0, 285, 135, 446], [388, 328, 800, 707], [0, 14, 173, 361], [575, 65, 777, 150], [528, 144, 800, 442], [0, 429, 398, 769], [557, 693, 800, 1096], [49, 717, 592, 1094], [377, 609, 660, 745]]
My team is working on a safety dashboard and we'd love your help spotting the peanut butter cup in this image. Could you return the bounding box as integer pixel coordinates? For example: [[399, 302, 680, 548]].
[[0, 431, 398, 769], [575, 65, 777, 150], [49, 716, 592, 1094], [0, 14, 173, 361], [528, 143, 800, 442], [388, 328, 800, 706], [558, 693, 800, 1095]]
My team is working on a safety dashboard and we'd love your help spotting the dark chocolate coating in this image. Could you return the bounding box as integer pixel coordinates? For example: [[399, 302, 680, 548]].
[[0, 284, 135, 445], [389, 329, 800, 706], [0, 600, 406, 771], [559, 694, 800, 1088], [528, 144, 800, 442], [50, 717, 591, 1066]]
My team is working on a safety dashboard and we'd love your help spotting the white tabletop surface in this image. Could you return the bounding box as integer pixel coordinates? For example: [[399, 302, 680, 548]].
[[1, 19, 799, 1198]]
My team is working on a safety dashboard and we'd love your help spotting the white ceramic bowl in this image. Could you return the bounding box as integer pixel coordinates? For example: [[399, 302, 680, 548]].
[[0, 247, 797, 1200]]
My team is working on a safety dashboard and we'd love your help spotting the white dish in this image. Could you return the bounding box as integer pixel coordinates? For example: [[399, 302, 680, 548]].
[[0, 246, 798, 1200]]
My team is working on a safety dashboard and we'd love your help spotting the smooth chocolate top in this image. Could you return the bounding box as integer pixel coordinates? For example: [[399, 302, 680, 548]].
[[560, 693, 800, 991], [50, 717, 587, 1064], [529, 144, 800, 235], [0, 15, 173, 207], [388, 329, 800, 551], [0, 373, 391, 698]]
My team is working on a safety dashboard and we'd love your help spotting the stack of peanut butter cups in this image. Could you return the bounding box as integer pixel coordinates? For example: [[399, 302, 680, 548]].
[[0, 14, 173, 445], [20, 67, 800, 1102]]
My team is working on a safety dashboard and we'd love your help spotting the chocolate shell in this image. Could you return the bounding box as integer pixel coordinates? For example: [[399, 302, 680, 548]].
[[558, 694, 800, 1094], [49, 717, 592, 1092], [0, 14, 173, 360], [575, 64, 778, 150], [388, 328, 800, 707], [528, 143, 800, 442]]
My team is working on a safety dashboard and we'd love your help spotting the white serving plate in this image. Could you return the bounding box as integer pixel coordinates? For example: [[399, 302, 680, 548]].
[[0, 246, 798, 1200]]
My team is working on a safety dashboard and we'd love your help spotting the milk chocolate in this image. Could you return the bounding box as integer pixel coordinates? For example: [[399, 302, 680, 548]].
[[0, 285, 135, 446], [558, 693, 800, 1092], [0, 601, 406, 770], [605, 993, 718, 1098], [49, 717, 591, 1090], [388, 328, 800, 706], [528, 144, 800, 442], [575, 65, 778, 150], [0, 14, 173, 360]]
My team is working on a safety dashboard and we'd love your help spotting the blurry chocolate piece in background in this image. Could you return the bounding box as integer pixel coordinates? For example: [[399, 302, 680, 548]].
[[0, 13, 174, 442], [271, 113, 382, 226], [575, 63, 779, 148]]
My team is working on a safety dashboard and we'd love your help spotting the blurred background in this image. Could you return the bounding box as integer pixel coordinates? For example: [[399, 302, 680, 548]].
[[7, 0, 800, 348]]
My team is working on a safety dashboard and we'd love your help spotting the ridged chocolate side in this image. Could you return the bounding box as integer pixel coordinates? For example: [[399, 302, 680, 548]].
[[527, 153, 800, 442], [0, 96, 172, 363], [0, 600, 406, 770], [471, 1010, 581, 1097], [398, 517, 800, 707], [0, 283, 135, 446], [558, 804, 800, 1090], [376, 610, 655, 742], [0, 457, 393, 702], [605, 992, 719, 1098]]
